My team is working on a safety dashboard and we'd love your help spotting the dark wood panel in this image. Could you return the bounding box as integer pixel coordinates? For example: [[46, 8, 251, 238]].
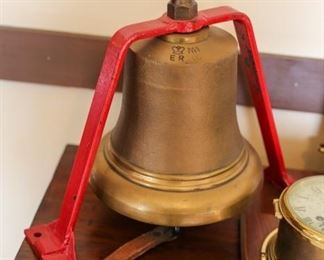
[[237, 54, 324, 114], [1, 26, 323, 114], [0, 26, 107, 88]]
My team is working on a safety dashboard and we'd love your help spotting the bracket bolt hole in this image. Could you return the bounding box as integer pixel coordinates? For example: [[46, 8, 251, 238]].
[[33, 232, 42, 238], [319, 144, 324, 153]]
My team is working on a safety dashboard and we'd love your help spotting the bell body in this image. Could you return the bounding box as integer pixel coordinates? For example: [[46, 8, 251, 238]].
[[91, 27, 263, 226]]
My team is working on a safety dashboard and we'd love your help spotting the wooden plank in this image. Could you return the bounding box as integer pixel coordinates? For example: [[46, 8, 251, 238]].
[[1, 26, 323, 114], [0, 26, 107, 88], [237, 54, 324, 114]]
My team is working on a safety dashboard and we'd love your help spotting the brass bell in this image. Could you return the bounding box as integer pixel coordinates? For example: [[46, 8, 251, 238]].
[[90, 25, 263, 226]]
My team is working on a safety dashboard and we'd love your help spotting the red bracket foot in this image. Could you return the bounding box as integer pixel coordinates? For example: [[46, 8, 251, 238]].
[[25, 221, 76, 260], [264, 167, 294, 189]]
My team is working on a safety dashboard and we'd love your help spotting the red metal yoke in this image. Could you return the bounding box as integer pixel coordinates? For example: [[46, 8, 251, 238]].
[[25, 6, 292, 259]]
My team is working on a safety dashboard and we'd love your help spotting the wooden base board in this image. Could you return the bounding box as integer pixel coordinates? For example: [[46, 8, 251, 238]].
[[16, 145, 321, 259]]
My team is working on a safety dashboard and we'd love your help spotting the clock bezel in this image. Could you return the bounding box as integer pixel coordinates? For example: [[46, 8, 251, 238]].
[[279, 176, 324, 249]]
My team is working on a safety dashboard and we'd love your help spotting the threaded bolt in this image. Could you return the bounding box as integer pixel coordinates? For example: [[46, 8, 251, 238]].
[[167, 0, 198, 20]]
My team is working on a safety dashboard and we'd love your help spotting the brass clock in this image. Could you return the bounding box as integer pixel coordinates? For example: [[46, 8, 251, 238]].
[[262, 175, 324, 260]]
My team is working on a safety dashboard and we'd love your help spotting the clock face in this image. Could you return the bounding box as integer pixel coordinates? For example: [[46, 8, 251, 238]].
[[286, 176, 324, 234]]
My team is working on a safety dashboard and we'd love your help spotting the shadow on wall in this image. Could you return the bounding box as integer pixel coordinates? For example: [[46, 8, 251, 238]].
[[304, 116, 324, 172], [304, 94, 324, 172], [237, 105, 324, 173]]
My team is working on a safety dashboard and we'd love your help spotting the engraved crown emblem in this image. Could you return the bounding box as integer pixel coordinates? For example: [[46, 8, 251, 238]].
[[172, 45, 185, 55]]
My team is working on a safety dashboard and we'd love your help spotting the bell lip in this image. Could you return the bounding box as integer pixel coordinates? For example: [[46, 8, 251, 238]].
[[104, 133, 249, 192], [90, 136, 263, 227]]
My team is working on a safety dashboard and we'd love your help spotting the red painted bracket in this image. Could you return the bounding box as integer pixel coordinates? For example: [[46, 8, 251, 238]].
[[25, 6, 292, 259]]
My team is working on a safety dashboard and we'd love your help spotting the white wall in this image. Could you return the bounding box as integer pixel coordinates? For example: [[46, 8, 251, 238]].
[[1, 1, 323, 259], [1, 82, 122, 259], [2, 0, 323, 58]]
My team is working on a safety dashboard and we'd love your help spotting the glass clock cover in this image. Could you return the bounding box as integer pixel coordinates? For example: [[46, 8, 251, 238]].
[[286, 175, 324, 233]]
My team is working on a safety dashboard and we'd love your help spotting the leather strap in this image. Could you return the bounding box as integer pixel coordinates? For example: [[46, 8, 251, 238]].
[[105, 226, 179, 260]]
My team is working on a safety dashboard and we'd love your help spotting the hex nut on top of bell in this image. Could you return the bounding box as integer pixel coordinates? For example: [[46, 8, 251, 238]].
[[167, 0, 198, 20]]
